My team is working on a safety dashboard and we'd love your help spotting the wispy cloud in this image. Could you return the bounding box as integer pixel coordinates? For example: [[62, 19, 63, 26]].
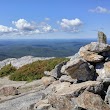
[[89, 6, 110, 14], [58, 18, 83, 32]]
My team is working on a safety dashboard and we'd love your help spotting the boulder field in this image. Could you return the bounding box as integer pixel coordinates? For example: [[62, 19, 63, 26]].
[[1, 31, 110, 110]]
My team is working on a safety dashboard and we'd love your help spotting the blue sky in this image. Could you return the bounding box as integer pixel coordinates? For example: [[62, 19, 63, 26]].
[[0, 0, 110, 39]]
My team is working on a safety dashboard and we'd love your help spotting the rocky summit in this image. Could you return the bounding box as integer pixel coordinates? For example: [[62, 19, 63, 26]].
[[0, 32, 110, 110]]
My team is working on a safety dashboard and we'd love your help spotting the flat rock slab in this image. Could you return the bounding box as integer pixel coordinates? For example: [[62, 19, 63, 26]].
[[80, 42, 110, 53], [79, 49, 104, 62], [0, 91, 43, 110], [54, 81, 102, 97]]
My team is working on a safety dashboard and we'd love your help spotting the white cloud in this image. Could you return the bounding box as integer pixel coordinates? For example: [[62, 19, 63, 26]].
[[42, 24, 55, 32], [0, 25, 17, 35], [34, 29, 41, 34], [59, 18, 83, 32], [11, 19, 56, 35], [89, 6, 110, 14], [12, 19, 36, 31]]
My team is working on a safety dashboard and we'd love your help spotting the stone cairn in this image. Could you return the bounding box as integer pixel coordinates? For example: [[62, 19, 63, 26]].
[[35, 32, 110, 110], [98, 31, 107, 44]]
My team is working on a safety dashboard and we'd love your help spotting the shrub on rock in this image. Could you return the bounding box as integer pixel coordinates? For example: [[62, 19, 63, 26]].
[[0, 64, 16, 77], [9, 58, 69, 81]]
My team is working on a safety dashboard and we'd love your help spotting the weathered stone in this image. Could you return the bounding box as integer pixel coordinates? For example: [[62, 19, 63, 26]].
[[59, 75, 75, 83], [88, 42, 110, 53], [43, 81, 60, 96], [98, 31, 107, 44], [86, 82, 103, 94], [48, 94, 75, 110], [79, 49, 104, 62], [96, 62, 110, 80], [46, 61, 67, 79], [76, 91, 110, 110], [0, 86, 18, 96], [41, 76, 56, 87], [54, 81, 102, 97], [79, 41, 110, 53], [61, 58, 94, 81]]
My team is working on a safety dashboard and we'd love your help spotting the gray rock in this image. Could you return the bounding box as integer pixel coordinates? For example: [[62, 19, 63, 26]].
[[49, 61, 67, 79], [42, 81, 60, 96], [0, 86, 18, 96], [59, 75, 75, 83], [88, 42, 110, 53], [96, 61, 110, 80], [80, 50, 104, 63], [79, 42, 110, 54], [86, 82, 103, 94], [98, 31, 107, 44], [54, 81, 103, 98], [76, 91, 110, 110], [48, 94, 75, 110], [41, 76, 56, 87], [61, 58, 94, 82]]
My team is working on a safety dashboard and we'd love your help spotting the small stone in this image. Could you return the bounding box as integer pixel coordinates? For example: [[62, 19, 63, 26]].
[[0, 86, 18, 96], [41, 76, 56, 87]]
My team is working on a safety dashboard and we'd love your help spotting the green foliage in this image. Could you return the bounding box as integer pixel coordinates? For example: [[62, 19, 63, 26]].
[[0, 64, 16, 77], [10, 58, 69, 81]]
